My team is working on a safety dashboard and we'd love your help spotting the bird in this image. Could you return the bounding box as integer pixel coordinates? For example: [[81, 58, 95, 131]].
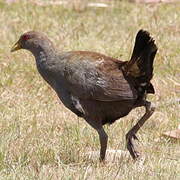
[[11, 29, 157, 161]]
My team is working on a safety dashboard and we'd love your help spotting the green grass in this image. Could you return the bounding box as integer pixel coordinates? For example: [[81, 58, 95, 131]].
[[0, 0, 180, 179]]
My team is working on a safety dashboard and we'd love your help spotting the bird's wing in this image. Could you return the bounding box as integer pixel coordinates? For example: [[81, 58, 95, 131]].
[[58, 51, 137, 101]]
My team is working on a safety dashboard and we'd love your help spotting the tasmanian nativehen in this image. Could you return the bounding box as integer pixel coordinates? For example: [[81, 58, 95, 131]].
[[11, 30, 157, 160]]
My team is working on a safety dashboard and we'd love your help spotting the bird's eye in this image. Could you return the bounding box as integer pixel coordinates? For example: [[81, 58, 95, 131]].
[[22, 34, 31, 41]]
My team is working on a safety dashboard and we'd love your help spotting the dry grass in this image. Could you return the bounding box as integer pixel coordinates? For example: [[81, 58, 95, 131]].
[[0, 0, 180, 179]]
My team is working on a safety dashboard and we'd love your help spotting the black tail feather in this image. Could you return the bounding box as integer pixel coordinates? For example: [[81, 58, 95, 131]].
[[130, 30, 152, 65], [124, 29, 158, 94]]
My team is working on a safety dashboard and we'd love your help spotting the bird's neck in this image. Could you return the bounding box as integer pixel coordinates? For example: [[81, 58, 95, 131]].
[[35, 49, 51, 66], [30, 42, 57, 68]]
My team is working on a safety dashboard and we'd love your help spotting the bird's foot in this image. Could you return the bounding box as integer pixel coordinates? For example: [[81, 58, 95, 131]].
[[99, 157, 106, 165], [126, 133, 140, 160]]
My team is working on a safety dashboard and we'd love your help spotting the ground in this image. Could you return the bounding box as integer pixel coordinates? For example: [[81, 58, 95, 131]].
[[0, 0, 180, 179]]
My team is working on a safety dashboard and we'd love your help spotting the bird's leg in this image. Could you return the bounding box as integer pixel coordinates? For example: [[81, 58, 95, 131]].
[[85, 118, 108, 161], [126, 101, 155, 160], [97, 127, 108, 161]]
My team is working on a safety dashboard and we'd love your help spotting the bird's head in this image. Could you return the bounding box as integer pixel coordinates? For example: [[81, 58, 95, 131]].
[[11, 31, 53, 53]]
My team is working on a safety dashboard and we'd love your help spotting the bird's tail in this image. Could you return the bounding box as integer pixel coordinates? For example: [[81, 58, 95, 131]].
[[124, 30, 158, 94]]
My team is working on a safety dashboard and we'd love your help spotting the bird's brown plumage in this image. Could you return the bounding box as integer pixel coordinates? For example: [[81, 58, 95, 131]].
[[11, 29, 157, 161]]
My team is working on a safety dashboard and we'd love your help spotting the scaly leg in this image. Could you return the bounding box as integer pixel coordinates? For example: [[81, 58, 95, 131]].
[[85, 118, 108, 161], [126, 101, 155, 159], [97, 127, 108, 161]]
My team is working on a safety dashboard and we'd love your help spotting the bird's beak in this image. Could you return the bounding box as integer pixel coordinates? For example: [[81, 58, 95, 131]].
[[11, 41, 22, 52]]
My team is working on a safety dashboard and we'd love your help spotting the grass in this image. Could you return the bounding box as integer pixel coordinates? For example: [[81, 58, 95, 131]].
[[0, 0, 180, 179]]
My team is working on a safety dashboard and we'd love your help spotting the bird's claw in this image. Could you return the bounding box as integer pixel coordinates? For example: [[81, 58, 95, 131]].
[[126, 133, 140, 160]]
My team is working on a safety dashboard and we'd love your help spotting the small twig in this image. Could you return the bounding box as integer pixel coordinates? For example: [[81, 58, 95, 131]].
[[28, 0, 110, 8], [130, 0, 180, 3], [167, 76, 180, 86]]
